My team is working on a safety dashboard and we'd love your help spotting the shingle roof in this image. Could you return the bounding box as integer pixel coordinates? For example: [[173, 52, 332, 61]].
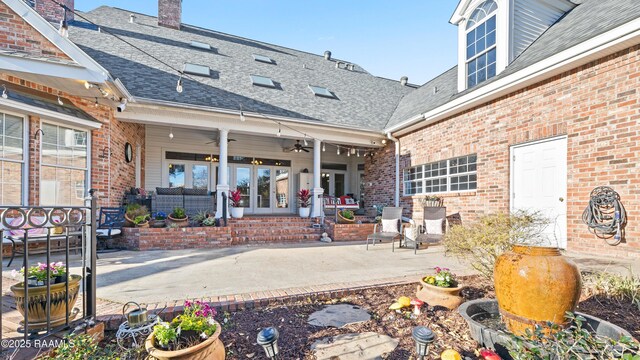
[[386, 0, 640, 129], [67, 7, 413, 131]]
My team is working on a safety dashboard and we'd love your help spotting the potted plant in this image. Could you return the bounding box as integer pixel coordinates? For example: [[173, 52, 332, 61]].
[[151, 211, 167, 228], [145, 300, 225, 360], [193, 210, 211, 226], [125, 204, 149, 227], [421, 195, 443, 208], [133, 214, 150, 228], [202, 217, 217, 227], [416, 266, 463, 310], [297, 189, 311, 218], [337, 209, 355, 224], [168, 207, 189, 228], [229, 189, 244, 219], [10, 262, 81, 330]]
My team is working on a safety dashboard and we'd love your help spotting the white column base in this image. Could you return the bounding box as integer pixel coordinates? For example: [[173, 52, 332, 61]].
[[311, 187, 324, 218], [215, 184, 230, 218]]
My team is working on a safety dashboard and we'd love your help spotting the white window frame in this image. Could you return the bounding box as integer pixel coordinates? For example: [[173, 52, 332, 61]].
[[39, 120, 91, 206], [465, 1, 498, 88], [0, 109, 28, 205], [403, 154, 478, 196]]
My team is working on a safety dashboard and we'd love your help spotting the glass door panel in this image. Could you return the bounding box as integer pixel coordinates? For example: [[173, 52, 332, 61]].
[[256, 167, 271, 209], [334, 173, 345, 197], [236, 167, 251, 208], [321, 172, 331, 195], [275, 169, 289, 209], [192, 165, 209, 190], [169, 164, 185, 187]]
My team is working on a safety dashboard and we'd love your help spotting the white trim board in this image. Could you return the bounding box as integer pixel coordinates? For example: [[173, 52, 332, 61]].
[[0, 98, 102, 130]]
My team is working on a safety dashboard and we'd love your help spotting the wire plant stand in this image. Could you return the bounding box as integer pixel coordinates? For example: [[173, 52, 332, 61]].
[[116, 314, 160, 349]]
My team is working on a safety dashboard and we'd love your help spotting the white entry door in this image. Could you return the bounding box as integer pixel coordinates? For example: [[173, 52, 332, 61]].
[[511, 137, 567, 248]]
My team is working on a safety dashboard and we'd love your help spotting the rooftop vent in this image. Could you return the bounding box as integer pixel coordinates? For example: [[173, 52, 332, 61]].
[[309, 85, 336, 99], [400, 76, 408, 86], [251, 75, 276, 88], [335, 61, 344, 69], [253, 54, 275, 64], [183, 63, 211, 76], [346, 63, 355, 71], [129, 14, 136, 23], [324, 50, 332, 60], [189, 41, 212, 50]]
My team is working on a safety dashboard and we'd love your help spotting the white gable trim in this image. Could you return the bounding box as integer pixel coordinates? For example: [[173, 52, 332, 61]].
[[0, 98, 102, 129], [2, 0, 110, 81], [387, 16, 640, 135]]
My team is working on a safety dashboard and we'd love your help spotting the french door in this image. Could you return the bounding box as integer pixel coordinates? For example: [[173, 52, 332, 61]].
[[230, 165, 291, 214], [321, 170, 346, 198], [166, 161, 212, 190]]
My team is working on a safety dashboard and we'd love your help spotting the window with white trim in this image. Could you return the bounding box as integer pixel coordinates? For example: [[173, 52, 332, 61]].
[[466, 0, 497, 88], [40, 123, 88, 206], [403, 154, 477, 195], [0, 112, 24, 205]]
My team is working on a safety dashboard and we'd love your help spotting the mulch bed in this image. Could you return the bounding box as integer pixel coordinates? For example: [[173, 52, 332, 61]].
[[103, 274, 639, 359]]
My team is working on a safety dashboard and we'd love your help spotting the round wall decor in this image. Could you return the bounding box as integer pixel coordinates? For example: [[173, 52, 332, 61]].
[[125, 142, 133, 163]]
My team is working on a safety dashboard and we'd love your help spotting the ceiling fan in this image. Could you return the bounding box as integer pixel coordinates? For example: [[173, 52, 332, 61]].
[[287, 140, 312, 153], [206, 137, 237, 145]]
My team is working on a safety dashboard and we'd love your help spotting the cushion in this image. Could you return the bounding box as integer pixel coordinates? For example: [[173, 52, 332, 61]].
[[424, 218, 444, 235], [6, 216, 48, 236], [156, 187, 183, 195], [96, 229, 122, 237], [345, 198, 356, 205], [382, 218, 399, 233], [183, 188, 208, 196]]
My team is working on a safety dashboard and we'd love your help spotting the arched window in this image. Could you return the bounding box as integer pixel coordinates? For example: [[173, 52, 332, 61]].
[[465, 0, 498, 88]]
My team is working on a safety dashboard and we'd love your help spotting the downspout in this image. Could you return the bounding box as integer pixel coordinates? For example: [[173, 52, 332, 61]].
[[386, 132, 400, 207]]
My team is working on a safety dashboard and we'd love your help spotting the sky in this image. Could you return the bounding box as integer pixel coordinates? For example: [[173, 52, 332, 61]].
[[75, 1, 460, 85]]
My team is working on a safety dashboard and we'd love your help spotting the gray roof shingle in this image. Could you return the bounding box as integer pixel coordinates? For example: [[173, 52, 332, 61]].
[[386, 0, 640, 129], [68, 7, 413, 131]]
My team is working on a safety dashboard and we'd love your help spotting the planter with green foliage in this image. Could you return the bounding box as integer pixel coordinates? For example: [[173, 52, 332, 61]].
[[125, 204, 149, 228], [168, 207, 189, 228], [337, 209, 355, 224]]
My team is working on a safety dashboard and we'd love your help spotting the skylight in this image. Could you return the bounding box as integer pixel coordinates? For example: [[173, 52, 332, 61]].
[[183, 63, 211, 77], [253, 54, 275, 64], [251, 75, 276, 88], [309, 85, 335, 98], [190, 41, 212, 50]]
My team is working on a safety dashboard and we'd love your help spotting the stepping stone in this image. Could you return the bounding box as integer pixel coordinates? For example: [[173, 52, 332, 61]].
[[310, 332, 399, 360], [308, 304, 371, 328]]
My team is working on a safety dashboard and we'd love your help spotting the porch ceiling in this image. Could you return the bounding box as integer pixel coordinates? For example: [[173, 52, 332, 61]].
[[117, 102, 386, 147]]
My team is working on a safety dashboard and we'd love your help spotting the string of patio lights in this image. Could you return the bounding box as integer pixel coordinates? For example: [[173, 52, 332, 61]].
[[46, 0, 384, 158]]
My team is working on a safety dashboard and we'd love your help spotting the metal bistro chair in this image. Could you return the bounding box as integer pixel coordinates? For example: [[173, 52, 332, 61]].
[[96, 207, 125, 252], [403, 207, 447, 254], [366, 207, 404, 252]]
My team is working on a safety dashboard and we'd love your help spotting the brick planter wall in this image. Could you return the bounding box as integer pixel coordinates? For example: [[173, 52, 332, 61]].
[[365, 45, 640, 259], [119, 227, 232, 251], [325, 216, 376, 241]]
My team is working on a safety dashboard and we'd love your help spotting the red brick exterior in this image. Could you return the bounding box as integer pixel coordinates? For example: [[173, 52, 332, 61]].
[[32, 0, 74, 23], [0, 2, 71, 61], [324, 217, 376, 241], [365, 45, 640, 259], [1, 75, 145, 208], [119, 227, 233, 250], [158, 0, 181, 29]]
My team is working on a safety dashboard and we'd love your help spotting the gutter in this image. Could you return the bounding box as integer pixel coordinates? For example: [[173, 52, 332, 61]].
[[386, 132, 400, 207]]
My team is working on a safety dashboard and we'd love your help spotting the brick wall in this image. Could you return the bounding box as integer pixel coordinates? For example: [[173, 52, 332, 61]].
[[119, 227, 232, 251], [158, 0, 181, 29], [0, 2, 71, 61], [1, 75, 145, 208], [324, 217, 376, 241], [365, 45, 640, 259], [32, 0, 74, 23]]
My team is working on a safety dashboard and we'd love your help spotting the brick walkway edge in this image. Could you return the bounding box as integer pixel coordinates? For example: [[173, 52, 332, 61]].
[[97, 275, 418, 330]]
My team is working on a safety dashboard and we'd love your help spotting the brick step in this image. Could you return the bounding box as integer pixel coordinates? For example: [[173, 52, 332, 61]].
[[232, 234, 322, 243], [231, 227, 323, 236], [228, 217, 313, 224], [230, 223, 316, 228]]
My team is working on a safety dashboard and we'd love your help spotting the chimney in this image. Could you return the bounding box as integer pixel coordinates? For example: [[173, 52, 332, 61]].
[[400, 76, 409, 86], [324, 50, 332, 60], [158, 0, 181, 29], [32, 0, 74, 24]]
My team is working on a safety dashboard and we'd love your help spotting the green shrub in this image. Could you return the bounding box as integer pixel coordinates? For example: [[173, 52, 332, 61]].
[[507, 312, 640, 360], [51, 333, 117, 360], [125, 204, 149, 220], [133, 215, 149, 225], [443, 211, 549, 279], [582, 270, 640, 310], [202, 217, 216, 227], [171, 207, 187, 219], [193, 210, 210, 224], [340, 210, 354, 220]]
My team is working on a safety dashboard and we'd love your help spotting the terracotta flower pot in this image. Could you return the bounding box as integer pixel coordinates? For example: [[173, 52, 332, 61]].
[[145, 320, 225, 360], [168, 215, 189, 228], [337, 211, 355, 224], [151, 219, 166, 228], [494, 245, 581, 336], [10, 274, 82, 331], [136, 221, 150, 228], [124, 214, 135, 227], [416, 279, 464, 310]]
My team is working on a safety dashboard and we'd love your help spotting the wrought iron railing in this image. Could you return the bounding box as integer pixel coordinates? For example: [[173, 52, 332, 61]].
[[0, 191, 97, 343]]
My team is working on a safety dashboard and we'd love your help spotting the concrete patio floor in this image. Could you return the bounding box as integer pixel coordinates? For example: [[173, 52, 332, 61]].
[[2, 241, 638, 304]]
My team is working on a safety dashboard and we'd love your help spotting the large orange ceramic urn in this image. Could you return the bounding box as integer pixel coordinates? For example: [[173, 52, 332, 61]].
[[494, 245, 581, 335]]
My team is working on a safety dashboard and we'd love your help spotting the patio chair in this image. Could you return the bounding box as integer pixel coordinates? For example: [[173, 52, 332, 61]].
[[96, 207, 125, 252], [366, 207, 404, 252], [402, 207, 447, 254]]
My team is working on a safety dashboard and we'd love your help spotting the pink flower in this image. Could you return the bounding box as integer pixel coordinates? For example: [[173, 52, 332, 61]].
[[184, 300, 192, 308]]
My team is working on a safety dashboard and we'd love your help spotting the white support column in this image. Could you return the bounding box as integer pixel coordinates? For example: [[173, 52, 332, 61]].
[[216, 128, 230, 218], [311, 138, 324, 217]]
